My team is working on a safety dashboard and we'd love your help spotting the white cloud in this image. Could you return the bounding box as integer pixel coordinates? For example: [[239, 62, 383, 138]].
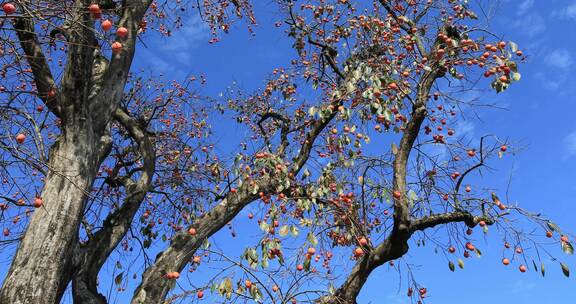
[[511, 279, 536, 294], [534, 72, 562, 91], [137, 14, 209, 75], [160, 15, 209, 63], [563, 131, 576, 159], [544, 49, 574, 69], [513, 14, 546, 37], [551, 3, 576, 20], [455, 120, 475, 138], [517, 0, 534, 16], [535, 49, 574, 92]]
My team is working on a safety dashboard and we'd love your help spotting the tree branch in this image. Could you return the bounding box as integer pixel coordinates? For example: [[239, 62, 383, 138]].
[[13, 15, 61, 117], [318, 41, 444, 302], [377, 0, 428, 56], [130, 99, 338, 304], [73, 107, 155, 304], [60, 0, 98, 113], [257, 112, 290, 154], [410, 211, 493, 232], [91, 0, 153, 130]]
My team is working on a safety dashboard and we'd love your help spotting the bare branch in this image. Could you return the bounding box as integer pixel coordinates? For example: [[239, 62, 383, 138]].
[[73, 107, 155, 304], [410, 211, 493, 232], [12, 16, 61, 117], [130, 98, 338, 304]]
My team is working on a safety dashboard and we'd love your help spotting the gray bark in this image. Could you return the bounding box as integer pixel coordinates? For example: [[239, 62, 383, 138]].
[[317, 32, 442, 302], [73, 108, 155, 304], [0, 124, 107, 303], [0, 0, 152, 302], [131, 102, 339, 304], [131, 185, 268, 304]]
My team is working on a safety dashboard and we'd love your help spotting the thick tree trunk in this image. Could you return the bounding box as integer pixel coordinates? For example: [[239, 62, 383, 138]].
[[72, 275, 107, 304], [317, 258, 374, 304], [73, 108, 155, 304], [3, 1, 147, 302], [316, 62, 440, 303], [130, 100, 338, 304], [71, 163, 151, 304], [130, 184, 271, 304], [0, 125, 105, 303], [317, 237, 409, 304]]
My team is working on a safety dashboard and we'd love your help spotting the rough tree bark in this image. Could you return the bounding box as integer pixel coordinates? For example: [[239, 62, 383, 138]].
[[0, 0, 152, 302], [0, 3, 106, 301], [317, 15, 443, 299], [61, 27, 348, 303], [72, 108, 156, 304], [316, 10, 492, 301], [0, 125, 108, 303], [130, 102, 340, 304]]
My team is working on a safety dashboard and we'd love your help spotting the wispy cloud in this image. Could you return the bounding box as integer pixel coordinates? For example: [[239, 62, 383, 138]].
[[137, 14, 209, 76], [513, 14, 546, 37], [517, 0, 534, 16], [563, 131, 576, 160], [544, 49, 574, 69], [551, 3, 576, 20], [510, 0, 546, 37], [160, 15, 209, 63], [535, 48, 575, 92]]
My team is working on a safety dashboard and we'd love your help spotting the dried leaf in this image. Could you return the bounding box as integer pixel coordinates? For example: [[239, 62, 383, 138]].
[[290, 225, 299, 237], [509, 41, 518, 53], [223, 278, 233, 299], [391, 143, 399, 155], [114, 272, 123, 286], [448, 261, 455, 272], [407, 189, 418, 203], [307, 232, 318, 246], [250, 285, 263, 301], [308, 106, 317, 117], [561, 263, 570, 278], [562, 241, 574, 255], [328, 284, 336, 295], [475, 248, 482, 258], [259, 221, 269, 233], [547, 221, 562, 233], [279, 225, 289, 237], [203, 238, 211, 249], [303, 255, 311, 271]]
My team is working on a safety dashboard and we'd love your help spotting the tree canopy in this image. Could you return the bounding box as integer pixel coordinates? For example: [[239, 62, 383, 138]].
[[0, 1, 573, 303]]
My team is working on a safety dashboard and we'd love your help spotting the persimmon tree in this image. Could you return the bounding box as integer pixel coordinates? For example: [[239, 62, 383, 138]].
[[0, 0, 572, 304], [226, 1, 572, 304], [0, 0, 256, 302], [154, 0, 570, 303]]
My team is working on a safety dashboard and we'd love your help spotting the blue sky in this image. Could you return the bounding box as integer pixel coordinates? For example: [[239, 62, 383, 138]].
[[369, 1, 576, 302], [363, 1, 576, 302], [129, 1, 576, 303], [2, 0, 576, 303]]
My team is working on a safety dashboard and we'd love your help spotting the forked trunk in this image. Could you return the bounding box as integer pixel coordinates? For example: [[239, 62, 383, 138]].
[[0, 125, 104, 303]]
